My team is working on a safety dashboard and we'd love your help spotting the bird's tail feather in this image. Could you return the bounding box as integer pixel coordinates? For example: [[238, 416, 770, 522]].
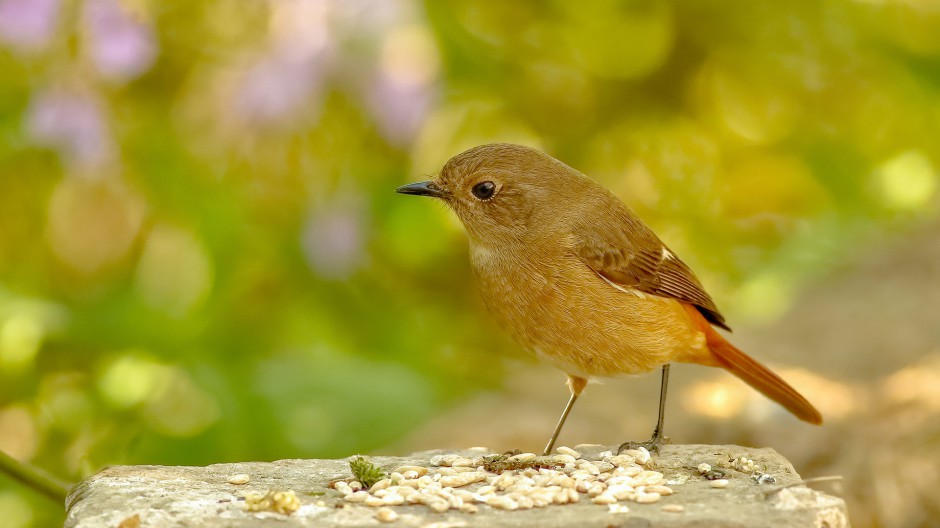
[[683, 304, 823, 425]]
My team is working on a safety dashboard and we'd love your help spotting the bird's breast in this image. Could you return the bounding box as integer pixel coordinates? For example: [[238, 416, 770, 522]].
[[469, 243, 705, 378]]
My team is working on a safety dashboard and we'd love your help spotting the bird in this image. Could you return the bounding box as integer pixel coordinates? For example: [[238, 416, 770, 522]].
[[397, 143, 822, 455]]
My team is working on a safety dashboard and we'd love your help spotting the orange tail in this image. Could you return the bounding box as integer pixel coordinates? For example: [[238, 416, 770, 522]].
[[682, 304, 823, 425]]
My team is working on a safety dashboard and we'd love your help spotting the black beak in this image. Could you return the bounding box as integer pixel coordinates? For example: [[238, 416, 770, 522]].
[[396, 180, 448, 198]]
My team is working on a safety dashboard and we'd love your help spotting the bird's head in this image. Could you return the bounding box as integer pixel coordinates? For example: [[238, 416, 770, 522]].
[[397, 143, 592, 244]]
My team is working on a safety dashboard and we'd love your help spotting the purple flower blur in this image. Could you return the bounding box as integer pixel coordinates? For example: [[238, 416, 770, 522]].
[[27, 89, 114, 170], [302, 200, 367, 280], [234, 53, 324, 127], [368, 71, 434, 147], [84, 0, 157, 82], [0, 0, 59, 53]]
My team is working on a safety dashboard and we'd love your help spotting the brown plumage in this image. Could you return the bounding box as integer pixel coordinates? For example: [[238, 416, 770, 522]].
[[397, 143, 822, 453]]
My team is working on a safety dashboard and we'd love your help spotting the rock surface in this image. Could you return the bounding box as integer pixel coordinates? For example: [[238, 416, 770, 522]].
[[65, 444, 848, 527]]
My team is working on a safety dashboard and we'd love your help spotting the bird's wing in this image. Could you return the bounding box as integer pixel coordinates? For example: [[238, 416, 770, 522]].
[[573, 218, 730, 331]]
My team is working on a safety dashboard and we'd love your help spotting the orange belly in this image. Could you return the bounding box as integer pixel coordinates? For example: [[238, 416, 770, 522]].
[[472, 248, 708, 378]]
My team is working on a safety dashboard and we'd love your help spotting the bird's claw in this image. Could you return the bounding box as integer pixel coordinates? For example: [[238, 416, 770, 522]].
[[617, 429, 670, 455]]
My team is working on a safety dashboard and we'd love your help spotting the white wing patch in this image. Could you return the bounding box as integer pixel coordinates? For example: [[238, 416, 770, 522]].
[[662, 247, 675, 260], [592, 268, 648, 299]]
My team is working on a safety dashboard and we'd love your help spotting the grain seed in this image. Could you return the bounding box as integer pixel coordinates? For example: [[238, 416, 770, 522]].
[[375, 507, 398, 523], [370, 478, 391, 493], [486, 495, 519, 510], [439, 472, 486, 488], [635, 491, 661, 503], [344, 491, 369, 502], [591, 493, 617, 505], [227, 474, 250, 485], [395, 465, 428, 477], [644, 484, 673, 496], [382, 493, 405, 506]]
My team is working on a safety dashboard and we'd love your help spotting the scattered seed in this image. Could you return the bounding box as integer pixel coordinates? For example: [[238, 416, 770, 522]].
[[440, 472, 487, 488], [430, 454, 461, 467], [399, 479, 420, 489], [645, 485, 674, 496], [453, 489, 475, 502], [567, 487, 580, 503], [710, 479, 730, 489], [391, 486, 415, 498], [227, 474, 250, 485], [375, 507, 398, 523], [395, 465, 428, 478], [381, 493, 405, 506], [608, 504, 631, 514], [662, 504, 685, 513], [729, 455, 761, 474], [486, 495, 519, 510], [586, 481, 606, 497], [635, 491, 661, 503], [605, 476, 633, 487], [370, 478, 391, 493], [607, 455, 635, 467], [578, 461, 601, 475], [515, 494, 535, 509], [633, 470, 665, 486], [591, 493, 617, 504], [428, 500, 450, 513], [331, 448, 694, 516], [364, 496, 385, 507], [345, 491, 369, 502], [608, 484, 635, 501], [618, 465, 642, 478], [451, 457, 478, 467], [334, 481, 352, 495]]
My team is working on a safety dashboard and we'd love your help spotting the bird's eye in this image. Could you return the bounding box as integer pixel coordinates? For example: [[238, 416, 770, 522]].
[[471, 181, 496, 200]]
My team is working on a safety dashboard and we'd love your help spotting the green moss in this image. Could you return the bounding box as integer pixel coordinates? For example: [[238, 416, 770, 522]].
[[349, 456, 387, 488]]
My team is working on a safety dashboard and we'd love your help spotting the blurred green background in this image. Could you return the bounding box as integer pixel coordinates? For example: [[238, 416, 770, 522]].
[[1, 0, 938, 526]]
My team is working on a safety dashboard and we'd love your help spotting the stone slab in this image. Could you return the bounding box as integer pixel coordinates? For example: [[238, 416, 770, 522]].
[[64, 444, 848, 527]]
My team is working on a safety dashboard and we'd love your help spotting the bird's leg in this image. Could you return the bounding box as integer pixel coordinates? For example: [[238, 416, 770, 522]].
[[543, 375, 588, 455], [618, 364, 671, 454]]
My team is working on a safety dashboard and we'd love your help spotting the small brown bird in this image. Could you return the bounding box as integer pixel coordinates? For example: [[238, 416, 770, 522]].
[[397, 143, 822, 455]]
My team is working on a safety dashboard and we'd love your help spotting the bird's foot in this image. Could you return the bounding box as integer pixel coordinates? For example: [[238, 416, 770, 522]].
[[617, 429, 670, 455]]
